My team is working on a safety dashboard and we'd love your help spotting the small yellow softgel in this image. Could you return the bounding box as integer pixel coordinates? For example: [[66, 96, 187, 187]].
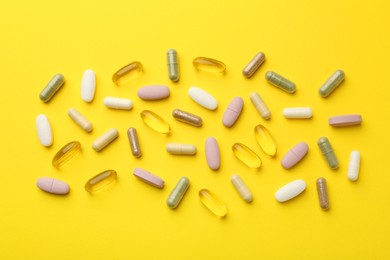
[[193, 57, 226, 74], [112, 61, 143, 86], [52, 141, 81, 168]]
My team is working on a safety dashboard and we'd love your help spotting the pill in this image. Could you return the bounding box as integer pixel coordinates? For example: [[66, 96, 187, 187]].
[[193, 57, 226, 74], [275, 179, 306, 202], [172, 109, 203, 127], [328, 114, 362, 127], [283, 107, 313, 119], [140, 110, 171, 134], [92, 128, 119, 152], [242, 52, 266, 78], [254, 124, 277, 157], [249, 92, 271, 120], [319, 70, 345, 97], [36, 114, 53, 147], [52, 141, 81, 168], [205, 137, 220, 170], [36, 177, 70, 195], [137, 85, 170, 101], [188, 86, 218, 110], [318, 137, 339, 169], [68, 108, 93, 132], [81, 69, 96, 102], [348, 150, 361, 181], [316, 177, 329, 210], [281, 142, 309, 169], [166, 143, 196, 155], [167, 177, 190, 209], [104, 97, 133, 110], [39, 73, 65, 102], [222, 96, 244, 127], [133, 167, 164, 189], [167, 49, 179, 82], [231, 174, 253, 203], [232, 143, 262, 169], [85, 169, 117, 193], [199, 189, 227, 217], [265, 71, 296, 94], [112, 61, 143, 86], [127, 127, 142, 158]]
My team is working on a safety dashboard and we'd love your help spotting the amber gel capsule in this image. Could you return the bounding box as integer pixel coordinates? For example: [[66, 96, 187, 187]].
[[141, 110, 171, 134], [316, 177, 329, 210], [85, 170, 117, 193], [167, 49, 179, 82], [193, 57, 226, 74], [254, 124, 277, 156], [232, 143, 262, 169], [52, 141, 81, 168], [199, 189, 227, 217], [112, 61, 143, 86], [39, 73, 65, 102]]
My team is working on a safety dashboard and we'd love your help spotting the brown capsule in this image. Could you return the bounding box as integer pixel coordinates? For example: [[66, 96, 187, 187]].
[[172, 109, 203, 127], [316, 177, 329, 210], [127, 127, 142, 158], [242, 52, 266, 78]]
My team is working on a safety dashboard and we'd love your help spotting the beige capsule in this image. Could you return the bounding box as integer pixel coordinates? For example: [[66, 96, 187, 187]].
[[68, 108, 93, 132], [92, 128, 119, 152], [316, 177, 329, 210], [172, 109, 203, 127], [166, 143, 196, 155], [250, 92, 271, 120], [242, 52, 266, 78], [127, 127, 142, 158]]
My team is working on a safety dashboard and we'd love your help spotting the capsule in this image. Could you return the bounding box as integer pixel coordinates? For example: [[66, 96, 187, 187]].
[[104, 97, 133, 110], [317, 137, 339, 169], [193, 57, 226, 74], [81, 69, 96, 103], [52, 141, 81, 168], [167, 177, 190, 209], [275, 179, 306, 202], [133, 167, 164, 189], [348, 150, 361, 181], [112, 61, 143, 86], [205, 137, 220, 170], [172, 109, 203, 127], [166, 143, 196, 155], [127, 128, 142, 158], [265, 71, 296, 94], [283, 107, 313, 119], [199, 189, 227, 217], [319, 70, 345, 98], [242, 52, 266, 78], [254, 124, 277, 156], [36, 114, 53, 147], [84, 169, 117, 193], [232, 143, 262, 169], [92, 128, 119, 152], [222, 96, 244, 128], [250, 92, 271, 120], [68, 108, 93, 132], [231, 174, 253, 203], [39, 73, 65, 102], [316, 177, 329, 210], [140, 110, 171, 134], [167, 49, 179, 82], [37, 177, 70, 195]]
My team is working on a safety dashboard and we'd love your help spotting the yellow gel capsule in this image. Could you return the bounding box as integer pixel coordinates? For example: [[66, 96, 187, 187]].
[[85, 170, 117, 193], [199, 189, 227, 217], [254, 124, 277, 157], [52, 141, 81, 168], [193, 57, 226, 74], [112, 61, 143, 86], [140, 110, 171, 134], [232, 143, 262, 169]]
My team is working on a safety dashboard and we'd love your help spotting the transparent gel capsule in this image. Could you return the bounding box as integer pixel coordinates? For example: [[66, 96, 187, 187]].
[[52, 141, 81, 168], [254, 124, 277, 157], [193, 57, 226, 74], [112, 61, 143, 86], [85, 169, 117, 193], [140, 110, 171, 134], [199, 189, 227, 217], [232, 143, 262, 169]]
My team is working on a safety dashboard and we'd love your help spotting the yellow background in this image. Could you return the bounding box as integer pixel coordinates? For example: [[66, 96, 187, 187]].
[[1, 0, 389, 259]]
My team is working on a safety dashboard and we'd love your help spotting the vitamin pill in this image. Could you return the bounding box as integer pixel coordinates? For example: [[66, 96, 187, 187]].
[[140, 110, 171, 134], [81, 69, 96, 102], [249, 92, 271, 120], [231, 174, 253, 203], [39, 73, 65, 102], [36, 177, 70, 195], [205, 137, 220, 170], [265, 71, 296, 94], [242, 52, 266, 78], [232, 143, 262, 169], [188, 86, 218, 110], [199, 189, 227, 217], [222, 96, 244, 128], [133, 167, 164, 189], [104, 97, 133, 110], [281, 142, 309, 169], [348, 150, 361, 181], [193, 57, 226, 74], [68, 108, 93, 132], [127, 127, 142, 158], [85, 169, 117, 193], [316, 177, 329, 210], [52, 141, 81, 168], [167, 49, 180, 82], [254, 124, 277, 156], [112, 61, 143, 86], [166, 143, 196, 155], [328, 114, 362, 127], [172, 109, 203, 127], [92, 128, 119, 152], [167, 177, 190, 209], [137, 85, 170, 100], [319, 70, 345, 98], [318, 137, 339, 169], [275, 179, 306, 202], [283, 107, 313, 119], [36, 114, 53, 147]]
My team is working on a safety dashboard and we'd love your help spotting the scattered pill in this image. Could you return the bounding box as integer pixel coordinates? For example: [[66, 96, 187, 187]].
[[133, 167, 164, 189], [275, 179, 306, 202], [318, 137, 339, 169], [92, 128, 119, 152], [193, 57, 226, 74], [281, 142, 309, 169], [36, 114, 53, 147], [81, 69, 96, 102], [319, 70, 345, 97], [188, 86, 218, 110], [166, 143, 196, 155], [104, 97, 133, 110], [112, 61, 143, 86], [231, 174, 253, 203], [283, 107, 313, 119], [85, 169, 117, 193], [316, 177, 329, 210], [265, 71, 296, 94], [348, 150, 361, 181], [140, 110, 171, 134], [167, 49, 180, 82], [127, 127, 142, 158], [254, 124, 277, 157], [36, 177, 70, 195], [137, 85, 170, 101], [172, 109, 203, 127], [222, 96, 244, 127], [328, 114, 362, 127], [249, 92, 271, 120], [67, 108, 93, 132], [39, 73, 65, 102], [199, 189, 227, 217], [242, 52, 266, 78], [232, 143, 262, 169], [167, 177, 190, 209], [205, 137, 221, 170], [52, 141, 81, 168]]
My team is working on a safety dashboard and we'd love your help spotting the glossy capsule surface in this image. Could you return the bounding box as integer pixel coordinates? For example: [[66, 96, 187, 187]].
[[231, 174, 253, 203], [167, 49, 179, 82], [140, 110, 171, 134], [319, 70, 345, 97], [85, 170, 117, 193], [127, 127, 142, 158], [112, 61, 143, 86], [232, 143, 262, 169], [39, 73, 65, 102], [199, 189, 227, 217], [172, 109, 202, 127], [242, 52, 265, 78], [318, 137, 339, 169], [193, 57, 226, 74], [250, 92, 271, 120], [316, 177, 329, 210], [167, 177, 190, 209], [52, 141, 81, 168], [265, 71, 296, 94], [254, 124, 277, 156]]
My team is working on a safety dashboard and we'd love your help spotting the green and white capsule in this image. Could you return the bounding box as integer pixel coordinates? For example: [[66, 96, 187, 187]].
[[319, 70, 345, 97], [318, 137, 339, 169], [39, 73, 65, 102], [167, 49, 179, 82], [265, 71, 296, 94], [167, 177, 190, 209]]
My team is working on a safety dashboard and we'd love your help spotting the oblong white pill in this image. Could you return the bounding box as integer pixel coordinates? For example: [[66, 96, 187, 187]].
[[104, 97, 133, 110], [348, 150, 361, 181], [36, 114, 53, 147], [283, 107, 313, 119], [275, 179, 306, 202], [81, 69, 96, 102], [188, 86, 218, 110]]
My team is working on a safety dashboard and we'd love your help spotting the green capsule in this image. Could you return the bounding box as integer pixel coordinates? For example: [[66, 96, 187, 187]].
[[166, 177, 190, 209], [319, 70, 345, 97], [318, 137, 339, 169], [167, 49, 179, 82], [265, 71, 296, 94], [39, 73, 65, 102]]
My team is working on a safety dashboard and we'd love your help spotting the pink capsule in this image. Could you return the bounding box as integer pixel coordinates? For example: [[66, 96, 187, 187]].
[[281, 142, 309, 169], [137, 85, 170, 100], [36, 177, 70, 195], [222, 97, 244, 128], [205, 137, 220, 170]]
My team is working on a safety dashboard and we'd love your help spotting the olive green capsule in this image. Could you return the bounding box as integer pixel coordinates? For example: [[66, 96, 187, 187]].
[[265, 71, 296, 94], [167, 49, 179, 82], [167, 177, 190, 209], [318, 137, 339, 169], [319, 70, 345, 97], [39, 73, 65, 102]]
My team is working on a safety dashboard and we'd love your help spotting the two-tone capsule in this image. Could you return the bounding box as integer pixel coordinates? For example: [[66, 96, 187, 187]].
[[317, 137, 339, 169], [104, 97, 133, 110], [92, 128, 119, 152], [319, 70, 345, 97], [39, 73, 65, 102], [316, 177, 329, 210], [167, 49, 179, 82], [348, 150, 361, 181], [231, 174, 253, 203], [172, 109, 203, 127], [127, 128, 142, 158], [85, 169, 117, 192], [166, 143, 196, 155], [242, 52, 266, 78], [265, 71, 296, 94], [250, 92, 271, 120], [167, 177, 190, 209], [68, 108, 93, 132]]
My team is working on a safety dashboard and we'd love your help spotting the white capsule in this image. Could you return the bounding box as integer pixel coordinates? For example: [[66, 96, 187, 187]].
[[67, 108, 93, 132], [166, 143, 196, 155], [92, 128, 119, 152], [275, 179, 306, 202], [348, 150, 361, 181], [231, 174, 253, 203], [36, 114, 53, 147], [104, 97, 133, 110], [283, 107, 313, 119], [188, 86, 218, 110], [81, 69, 96, 102]]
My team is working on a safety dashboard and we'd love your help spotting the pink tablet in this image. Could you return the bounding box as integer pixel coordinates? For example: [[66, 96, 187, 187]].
[[133, 167, 165, 188], [281, 142, 309, 169], [328, 114, 362, 127], [205, 137, 220, 170], [222, 97, 244, 128], [137, 85, 170, 100]]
